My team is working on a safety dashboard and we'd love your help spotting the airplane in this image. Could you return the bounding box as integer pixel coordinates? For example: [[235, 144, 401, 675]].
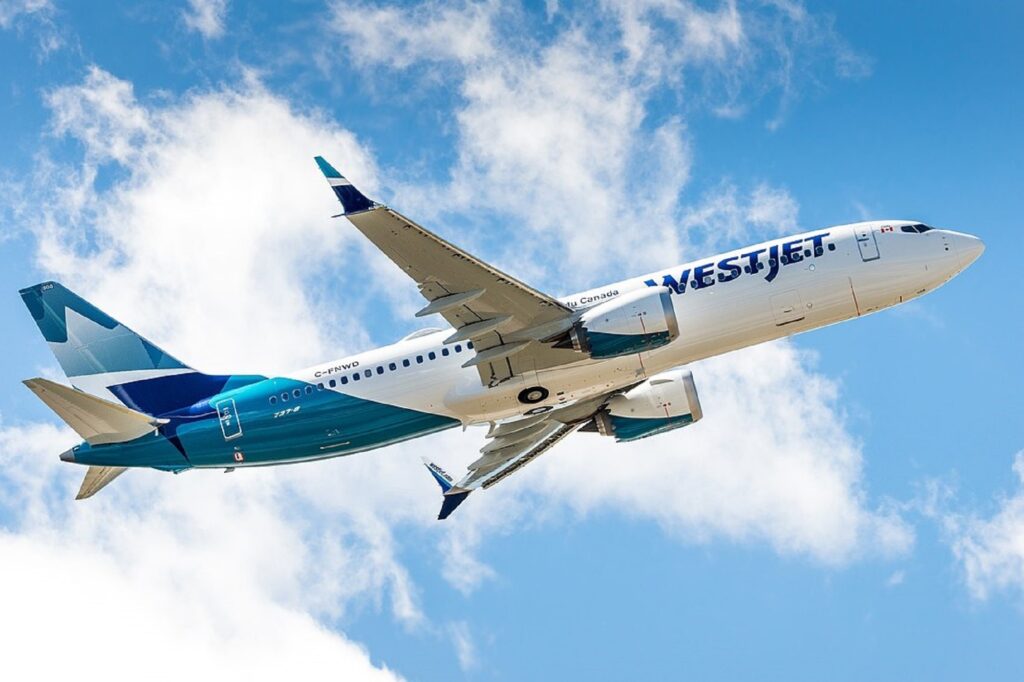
[[19, 156, 985, 518]]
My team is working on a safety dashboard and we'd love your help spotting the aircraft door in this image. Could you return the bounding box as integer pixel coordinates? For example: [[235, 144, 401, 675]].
[[215, 398, 243, 441], [855, 226, 880, 261]]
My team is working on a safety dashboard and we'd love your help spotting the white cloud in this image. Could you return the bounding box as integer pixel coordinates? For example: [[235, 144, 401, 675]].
[[329, 1, 865, 285], [0, 422, 404, 681], [941, 451, 1024, 601], [183, 0, 229, 39], [678, 180, 800, 252], [332, 0, 496, 69], [0, 0, 62, 55], [35, 66, 381, 374], [0, 0, 51, 28], [448, 620, 477, 672]]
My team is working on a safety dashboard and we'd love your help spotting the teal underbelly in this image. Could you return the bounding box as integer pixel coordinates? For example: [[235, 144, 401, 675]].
[[69, 435, 190, 468], [179, 389, 459, 467]]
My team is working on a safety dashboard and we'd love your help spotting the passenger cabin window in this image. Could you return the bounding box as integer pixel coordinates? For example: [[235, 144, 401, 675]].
[[364, 369, 372, 378], [376, 366, 384, 375], [428, 351, 437, 360], [403, 359, 410, 367], [281, 393, 289, 402], [416, 355, 424, 364], [389, 362, 397, 371], [293, 389, 301, 398], [454, 344, 462, 353], [305, 386, 313, 395], [269, 396, 277, 405], [442, 348, 450, 357], [353, 373, 360, 381], [467, 341, 474, 349], [340, 376, 348, 385], [329, 379, 337, 388]]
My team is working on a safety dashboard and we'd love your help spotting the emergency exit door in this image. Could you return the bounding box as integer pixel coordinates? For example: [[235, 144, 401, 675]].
[[215, 398, 243, 440]]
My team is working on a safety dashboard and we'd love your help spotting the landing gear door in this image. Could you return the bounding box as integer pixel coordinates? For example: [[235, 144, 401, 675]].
[[855, 226, 880, 261]]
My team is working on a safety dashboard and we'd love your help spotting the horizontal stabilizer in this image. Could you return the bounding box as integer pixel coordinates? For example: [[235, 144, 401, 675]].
[[24, 378, 167, 445], [76, 466, 127, 499]]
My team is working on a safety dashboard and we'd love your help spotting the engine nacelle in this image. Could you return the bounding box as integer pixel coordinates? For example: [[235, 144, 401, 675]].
[[568, 287, 679, 359], [594, 369, 703, 442]]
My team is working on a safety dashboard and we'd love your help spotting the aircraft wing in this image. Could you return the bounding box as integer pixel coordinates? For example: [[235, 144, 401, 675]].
[[315, 157, 580, 386], [423, 394, 612, 519]]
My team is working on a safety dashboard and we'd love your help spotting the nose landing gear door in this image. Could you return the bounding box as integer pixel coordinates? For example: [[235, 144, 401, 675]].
[[855, 226, 880, 261]]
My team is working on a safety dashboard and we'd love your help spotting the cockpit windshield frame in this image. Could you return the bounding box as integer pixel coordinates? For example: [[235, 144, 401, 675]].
[[900, 223, 934, 234]]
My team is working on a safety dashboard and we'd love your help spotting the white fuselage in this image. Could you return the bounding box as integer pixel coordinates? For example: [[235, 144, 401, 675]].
[[291, 221, 983, 425]]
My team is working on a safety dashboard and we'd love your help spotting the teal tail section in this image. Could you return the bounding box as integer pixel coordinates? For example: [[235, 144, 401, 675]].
[[20, 281, 262, 416], [20, 281, 191, 378]]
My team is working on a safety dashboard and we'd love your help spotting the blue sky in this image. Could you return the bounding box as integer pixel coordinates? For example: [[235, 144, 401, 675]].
[[1, 1, 1023, 680]]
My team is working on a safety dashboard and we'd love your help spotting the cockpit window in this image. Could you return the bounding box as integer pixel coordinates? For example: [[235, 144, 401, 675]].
[[902, 223, 934, 234]]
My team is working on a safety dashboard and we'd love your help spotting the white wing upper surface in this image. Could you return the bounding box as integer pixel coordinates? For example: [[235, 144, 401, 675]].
[[347, 206, 581, 385]]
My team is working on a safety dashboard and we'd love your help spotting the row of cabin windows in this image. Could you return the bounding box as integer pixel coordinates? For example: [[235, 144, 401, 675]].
[[267, 341, 474, 405]]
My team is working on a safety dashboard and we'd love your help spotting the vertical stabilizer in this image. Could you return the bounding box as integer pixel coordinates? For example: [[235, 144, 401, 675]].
[[19, 281, 261, 415], [20, 282, 191, 379]]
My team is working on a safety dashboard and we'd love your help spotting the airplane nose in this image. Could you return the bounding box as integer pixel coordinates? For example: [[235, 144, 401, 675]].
[[957, 234, 986, 268]]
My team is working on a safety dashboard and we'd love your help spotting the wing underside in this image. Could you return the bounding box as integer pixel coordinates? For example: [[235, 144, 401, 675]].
[[426, 394, 616, 518]]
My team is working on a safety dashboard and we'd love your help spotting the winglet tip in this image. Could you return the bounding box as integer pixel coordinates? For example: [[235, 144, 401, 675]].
[[423, 459, 454, 493], [314, 156, 375, 214], [314, 155, 344, 179], [438, 490, 471, 520]]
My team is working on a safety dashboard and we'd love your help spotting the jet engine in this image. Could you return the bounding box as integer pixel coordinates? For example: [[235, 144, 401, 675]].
[[559, 286, 679, 359], [591, 368, 703, 442]]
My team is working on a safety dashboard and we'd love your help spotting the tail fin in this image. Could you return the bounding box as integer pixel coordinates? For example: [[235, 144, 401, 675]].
[[20, 281, 260, 415], [20, 281, 191, 377], [23, 378, 167, 445]]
